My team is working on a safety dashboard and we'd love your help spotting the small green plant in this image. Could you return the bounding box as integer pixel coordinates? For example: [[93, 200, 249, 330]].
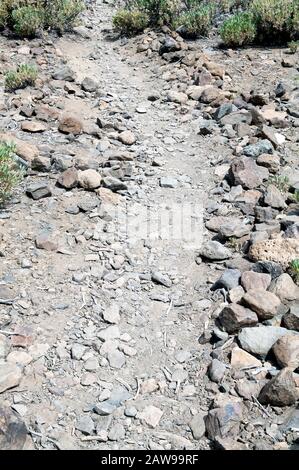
[[220, 12, 257, 46], [113, 9, 149, 35], [289, 259, 299, 285], [12, 5, 45, 37], [5, 64, 38, 92], [268, 175, 290, 193], [174, 5, 215, 38], [226, 236, 242, 252], [0, 142, 23, 205], [288, 40, 299, 53]]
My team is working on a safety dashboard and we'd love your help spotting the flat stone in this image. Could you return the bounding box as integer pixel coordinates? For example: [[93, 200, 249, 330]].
[[272, 335, 299, 370], [0, 363, 22, 393], [35, 232, 58, 251], [107, 350, 126, 369], [189, 413, 206, 440], [242, 289, 280, 320], [75, 415, 94, 435], [208, 359, 226, 383], [230, 347, 262, 369], [138, 406, 163, 429], [218, 303, 258, 333], [26, 183, 51, 200], [258, 368, 297, 406], [21, 121, 47, 133], [159, 177, 178, 188], [238, 326, 297, 357], [200, 241, 232, 261]]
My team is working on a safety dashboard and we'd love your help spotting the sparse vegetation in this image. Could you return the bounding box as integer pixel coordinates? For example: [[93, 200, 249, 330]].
[[220, 12, 256, 46], [288, 40, 299, 53], [5, 63, 38, 92], [0, 0, 84, 37], [174, 5, 215, 38], [113, 9, 149, 36], [268, 175, 290, 193], [289, 259, 299, 285], [0, 142, 23, 205]]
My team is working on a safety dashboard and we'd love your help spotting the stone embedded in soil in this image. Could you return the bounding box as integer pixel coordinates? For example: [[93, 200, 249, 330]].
[[264, 184, 286, 209], [258, 368, 297, 407], [21, 121, 47, 133], [52, 66, 75, 81], [138, 405, 163, 429], [75, 415, 95, 435], [118, 130, 136, 145], [212, 269, 241, 291], [0, 363, 22, 393], [58, 115, 83, 135], [243, 140, 273, 158], [218, 303, 258, 334], [205, 397, 243, 440], [241, 271, 271, 292], [230, 156, 269, 189], [103, 303, 120, 324], [102, 176, 128, 192], [81, 77, 98, 92], [238, 326, 297, 357], [200, 240, 232, 261], [189, 413, 206, 440], [108, 423, 125, 441], [242, 289, 280, 320], [283, 304, 299, 331], [107, 349, 126, 369], [167, 90, 188, 104], [0, 406, 29, 450], [78, 169, 102, 190], [26, 183, 52, 200], [230, 347, 262, 369], [208, 359, 226, 383], [249, 238, 299, 269], [35, 232, 58, 252], [272, 335, 299, 370], [57, 167, 78, 189], [151, 271, 172, 288]]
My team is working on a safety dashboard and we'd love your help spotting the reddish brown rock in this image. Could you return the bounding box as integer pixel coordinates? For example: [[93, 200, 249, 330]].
[[241, 271, 271, 292], [58, 115, 83, 135], [242, 289, 280, 320], [21, 121, 47, 133], [272, 335, 299, 370], [57, 167, 78, 189]]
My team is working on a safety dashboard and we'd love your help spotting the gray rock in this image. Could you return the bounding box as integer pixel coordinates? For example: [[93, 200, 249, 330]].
[[189, 413, 206, 440], [94, 402, 116, 416], [71, 344, 86, 360], [212, 269, 241, 291], [0, 334, 9, 359], [218, 303, 258, 334], [124, 406, 138, 417], [208, 359, 226, 383], [159, 177, 178, 188], [103, 176, 128, 192], [243, 140, 273, 158], [26, 183, 51, 200], [81, 77, 98, 92], [283, 303, 299, 331], [200, 241, 232, 260], [214, 103, 234, 121], [151, 271, 172, 288], [205, 398, 243, 440], [108, 423, 125, 441], [238, 326, 298, 357], [75, 415, 95, 435], [52, 66, 75, 81], [0, 406, 29, 450], [107, 350, 126, 369]]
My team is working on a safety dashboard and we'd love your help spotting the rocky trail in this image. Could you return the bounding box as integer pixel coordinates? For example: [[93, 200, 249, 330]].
[[0, 0, 299, 451]]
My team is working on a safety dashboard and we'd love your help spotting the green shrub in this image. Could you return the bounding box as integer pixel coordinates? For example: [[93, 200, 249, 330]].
[[135, 0, 180, 25], [12, 5, 45, 37], [220, 12, 256, 46], [5, 64, 38, 92], [45, 0, 85, 33], [0, 0, 84, 36], [174, 5, 215, 38], [0, 142, 23, 205], [251, 0, 299, 40], [113, 9, 149, 35]]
